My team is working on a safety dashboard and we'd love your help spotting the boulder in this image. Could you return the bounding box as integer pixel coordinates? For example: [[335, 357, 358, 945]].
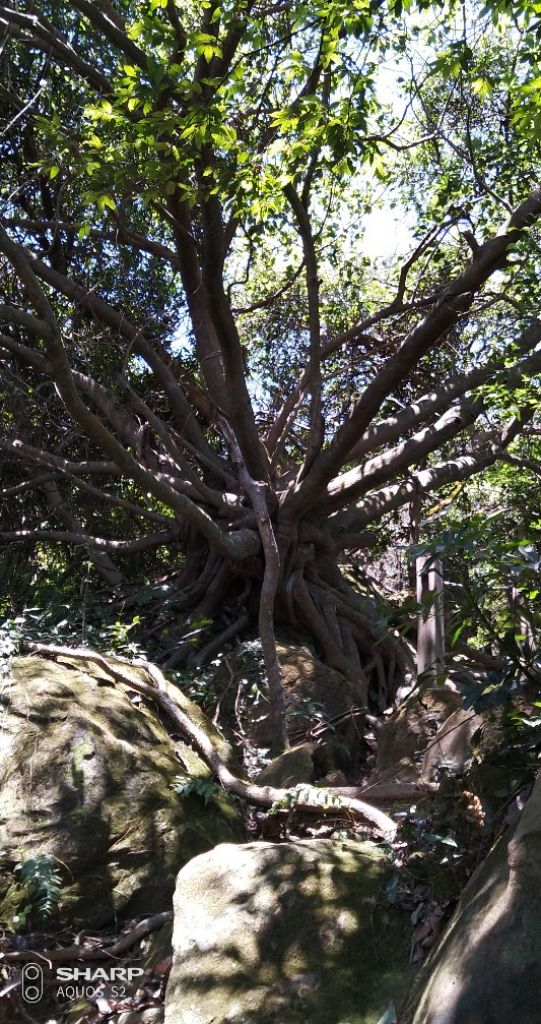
[[255, 742, 321, 788], [165, 838, 414, 1024], [402, 770, 541, 1024], [210, 642, 361, 769], [255, 746, 350, 790], [421, 705, 480, 781], [376, 688, 463, 781], [0, 654, 243, 928], [318, 769, 349, 787]]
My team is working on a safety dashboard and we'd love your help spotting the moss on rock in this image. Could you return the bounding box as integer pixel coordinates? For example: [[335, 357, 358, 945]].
[[0, 654, 243, 928], [165, 838, 414, 1024]]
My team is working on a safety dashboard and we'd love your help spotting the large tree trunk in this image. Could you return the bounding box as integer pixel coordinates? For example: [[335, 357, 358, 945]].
[[150, 515, 411, 714]]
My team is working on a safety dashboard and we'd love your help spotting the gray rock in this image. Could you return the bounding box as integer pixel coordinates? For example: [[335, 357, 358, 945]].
[[403, 770, 541, 1024], [165, 838, 414, 1024], [255, 742, 320, 788], [0, 654, 243, 928], [210, 642, 361, 768], [421, 706, 481, 781], [376, 689, 462, 781]]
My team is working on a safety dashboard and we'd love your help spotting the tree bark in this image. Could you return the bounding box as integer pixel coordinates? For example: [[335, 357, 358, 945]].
[[417, 557, 446, 681]]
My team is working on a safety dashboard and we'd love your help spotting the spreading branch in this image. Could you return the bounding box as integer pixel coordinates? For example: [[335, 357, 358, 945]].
[[284, 187, 541, 517]]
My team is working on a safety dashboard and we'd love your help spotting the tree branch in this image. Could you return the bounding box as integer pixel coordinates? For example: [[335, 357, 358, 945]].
[[0, 436, 119, 477], [5, 217, 181, 270], [0, 6, 110, 93], [0, 473, 56, 497], [284, 183, 324, 474], [285, 187, 541, 516], [0, 528, 174, 553], [40, 478, 125, 587], [335, 410, 533, 532], [347, 319, 541, 462], [324, 399, 483, 512], [0, 225, 259, 563], [50, 473, 175, 527], [0, 331, 141, 445], [27, 250, 222, 466], [69, 0, 149, 69], [222, 421, 288, 754]]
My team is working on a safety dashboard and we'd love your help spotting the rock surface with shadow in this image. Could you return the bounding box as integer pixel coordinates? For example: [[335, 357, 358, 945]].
[[0, 654, 243, 928], [165, 838, 414, 1024], [376, 688, 465, 782], [210, 641, 363, 770], [255, 741, 328, 788], [401, 769, 541, 1024]]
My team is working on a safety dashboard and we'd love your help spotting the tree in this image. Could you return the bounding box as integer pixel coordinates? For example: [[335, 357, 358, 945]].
[[1, 0, 541, 750]]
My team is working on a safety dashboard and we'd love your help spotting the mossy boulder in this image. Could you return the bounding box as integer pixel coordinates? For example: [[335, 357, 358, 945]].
[[165, 838, 415, 1024], [402, 770, 541, 1024], [210, 641, 361, 770], [376, 688, 463, 781], [255, 742, 330, 788], [0, 654, 243, 928], [420, 706, 480, 782]]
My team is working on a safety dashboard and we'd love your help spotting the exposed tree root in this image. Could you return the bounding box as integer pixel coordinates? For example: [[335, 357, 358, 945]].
[[125, 521, 409, 716], [333, 782, 439, 804], [22, 642, 398, 839], [223, 422, 289, 754], [2, 911, 172, 965]]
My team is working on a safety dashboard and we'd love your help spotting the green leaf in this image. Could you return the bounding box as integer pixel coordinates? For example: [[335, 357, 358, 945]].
[[522, 76, 541, 92], [97, 194, 116, 211]]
